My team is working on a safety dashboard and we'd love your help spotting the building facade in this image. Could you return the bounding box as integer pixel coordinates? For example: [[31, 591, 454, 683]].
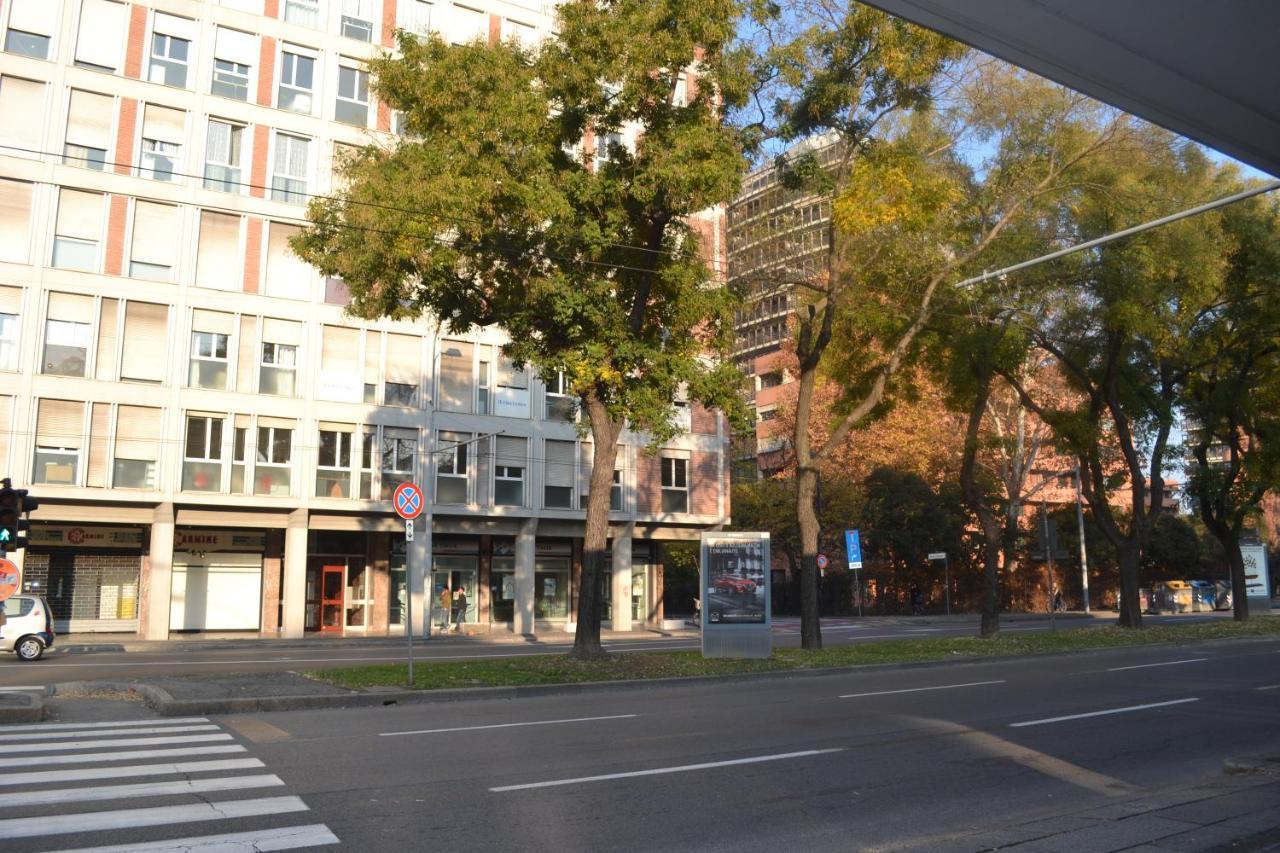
[[0, 0, 730, 638]]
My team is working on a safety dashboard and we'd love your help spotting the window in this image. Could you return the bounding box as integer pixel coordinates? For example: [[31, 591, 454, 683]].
[[63, 89, 112, 170], [673, 400, 691, 432], [4, 0, 56, 59], [129, 202, 179, 281], [195, 211, 243, 290], [139, 104, 186, 181], [230, 416, 249, 493], [503, 18, 537, 49], [359, 426, 376, 499], [183, 414, 223, 491], [544, 371, 574, 421], [544, 440, 575, 508], [285, 0, 321, 28], [119, 301, 168, 383], [113, 405, 160, 489], [317, 426, 353, 497], [260, 342, 297, 396], [271, 134, 310, 204], [43, 293, 93, 377], [255, 422, 293, 495], [278, 49, 315, 113], [593, 131, 623, 172], [477, 348, 491, 414], [189, 329, 229, 389], [211, 28, 255, 101], [1, 77, 44, 164], [265, 222, 313, 299], [341, 0, 374, 41], [495, 435, 526, 507], [204, 119, 245, 192], [74, 0, 126, 71], [495, 355, 529, 418], [758, 408, 778, 422], [759, 370, 783, 389], [673, 73, 688, 107], [381, 427, 416, 499], [400, 0, 432, 34], [318, 325, 362, 401], [0, 306, 18, 373], [661, 456, 688, 513], [33, 400, 84, 485], [383, 333, 420, 406], [450, 4, 486, 44], [0, 179, 34, 264], [335, 64, 369, 125], [436, 430, 469, 504], [149, 14, 194, 88], [52, 189, 104, 271], [580, 444, 623, 511], [437, 341, 473, 412]]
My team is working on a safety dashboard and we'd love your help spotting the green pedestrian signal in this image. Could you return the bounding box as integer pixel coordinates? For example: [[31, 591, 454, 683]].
[[0, 479, 34, 553]]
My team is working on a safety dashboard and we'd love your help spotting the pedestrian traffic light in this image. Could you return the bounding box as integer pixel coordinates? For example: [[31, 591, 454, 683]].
[[0, 479, 33, 553]]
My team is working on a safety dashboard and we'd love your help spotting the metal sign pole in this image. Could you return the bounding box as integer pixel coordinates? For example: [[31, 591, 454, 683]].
[[405, 518, 414, 687], [944, 555, 951, 616]]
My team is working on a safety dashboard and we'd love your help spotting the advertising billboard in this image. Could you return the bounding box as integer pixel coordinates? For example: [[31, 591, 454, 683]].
[[701, 532, 771, 658], [1241, 544, 1273, 611]]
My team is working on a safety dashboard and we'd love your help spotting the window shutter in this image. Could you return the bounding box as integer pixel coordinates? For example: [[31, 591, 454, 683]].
[[153, 12, 196, 41], [496, 436, 526, 467], [545, 440, 574, 488], [192, 308, 234, 336], [47, 292, 94, 323], [265, 222, 311, 300], [0, 285, 20, 314], [321, 325, 358, 369], [261, 317, 301, 347], [0, 179, 33, 263], [9, 0, 58, 36], [0, 396, 11, 465], [131, 202, 179, 269], [258, 416, 295, 430], [0, 77, 46, 153], [237, 315, 258, 391], [87, 402, 111, 487], [56, 190, 105, 241], [363, 330, 381, 385], [318, 421, 354, 433], [37, 399, 85, 449], [66, 89, 114, 151], [384, 333, 420, 385], [95, 297, 118, 381], [75, 0, 128, 69], [120, 301, 169, 382], [195, 211, 242, 290], [142, 104, 186, 144], [215, 27, 257, 65], [116, 405, 161, 463]]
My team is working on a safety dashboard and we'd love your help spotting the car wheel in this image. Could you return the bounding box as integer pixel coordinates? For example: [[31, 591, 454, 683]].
[[16, 637, 44, 662]]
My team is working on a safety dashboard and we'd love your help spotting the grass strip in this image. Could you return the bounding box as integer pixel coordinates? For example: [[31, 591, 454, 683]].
[[305, 615, 1280, 692]]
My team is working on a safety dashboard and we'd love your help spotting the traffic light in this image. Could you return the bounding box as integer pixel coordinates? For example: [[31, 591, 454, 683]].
[[0, 479, 34, 553]]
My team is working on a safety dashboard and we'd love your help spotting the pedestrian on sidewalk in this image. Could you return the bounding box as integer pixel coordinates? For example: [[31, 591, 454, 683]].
[[454, 587, 468, 633], [438, 585, 451, 632], [910, 584, 924, 616]]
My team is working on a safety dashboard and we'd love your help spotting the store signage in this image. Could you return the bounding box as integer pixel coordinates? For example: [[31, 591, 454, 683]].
[[174, 530, 267, 552], [701, 531, 772, 659], [31, 525, 143, 549]]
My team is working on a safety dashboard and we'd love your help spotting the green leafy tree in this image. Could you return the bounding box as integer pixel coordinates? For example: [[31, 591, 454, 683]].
[[293, 0, 749, 658]]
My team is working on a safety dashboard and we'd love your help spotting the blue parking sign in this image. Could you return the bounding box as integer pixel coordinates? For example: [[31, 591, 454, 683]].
[[845, 530, 863, 569]]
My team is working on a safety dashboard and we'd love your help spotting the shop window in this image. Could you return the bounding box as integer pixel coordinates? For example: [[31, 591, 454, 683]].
[[4, 0, 55, 59], [495, 356, 529, 418], [359, 426, 376, 499], [384, 333, 420, 407], [544, 371, 574, 421], [661, 455, 688, 513], [380, 427, 416, 499], [437, 341, 473, 412], [317, 427, 354, 497], [436, 430, 469, 504], [119, 301, 168, 384], [189, 330, 229, 389], [52, 189, 104, 272], [149, 14, 194, 88], [204, 119, 245, 192], [33, 400, 84, 485], [335, 64, 369, 126], [113, 405, 160, 489], [211, 28, 255, 101], [285, 0, 321, 28], [278, 48, 315, 114], [260, 341, 298, 396], [543, 439, 575, 508], [255, 423, 293, 496], [0, 179, 33, 264], [195, 211, 243, 290], [139, 104, 186, 182], [62, 88, 111, 170], [74, 0, 126, 71], [129, 202, 179, 281], [340, 0, 374, 42], [495, 435, 526, 507], [182, 415, 224, 491]]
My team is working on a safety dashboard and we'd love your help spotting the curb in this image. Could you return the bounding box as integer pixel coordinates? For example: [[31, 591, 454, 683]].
[[0, 691, 43, 723], [1224, 756, 1280, 777]]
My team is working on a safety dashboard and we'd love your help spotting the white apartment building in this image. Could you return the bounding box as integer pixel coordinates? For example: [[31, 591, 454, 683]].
[[0, 0, 730, 638]]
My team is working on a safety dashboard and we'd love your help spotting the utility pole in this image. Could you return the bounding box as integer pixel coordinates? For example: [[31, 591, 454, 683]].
[[1074, 464, 1090, 613], [1042, 499, 1057, 631]]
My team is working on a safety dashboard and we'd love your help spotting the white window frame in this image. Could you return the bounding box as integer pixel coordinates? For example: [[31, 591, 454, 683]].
[[182, 414, 225, 492], [435, 430, 470, 504], [340, 0, 374, 42], [140, 137, 181, 182], [284, 0, 321, 28], [316, 428, 354, 498], [259, 341, 298, 396], [42, 318, 92, 377], [380, 428, 416, 500], [149, 31, 190, 88], [335, 63, 369, 126], [544, 371, 575, 421], [277, 48, 316, 114], [203, 118, 245, 192], [254, 424, 293, 496], [212, 57, 250, 101], [494, 437, 526, 507], [0, 312, 18, 371], [188, 330, 229, 389], [660, 455, 689, 513], [271, 132, 311, 204]]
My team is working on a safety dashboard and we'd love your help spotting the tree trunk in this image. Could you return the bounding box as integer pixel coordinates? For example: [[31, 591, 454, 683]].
[[958, 375, 1002, 637], [572, 391, 623, 660], [1227, 537, 1249, 622], [796, 464, 823, 650], [1116, 542, 1144, 628], [1001, 508, 1020, 611]]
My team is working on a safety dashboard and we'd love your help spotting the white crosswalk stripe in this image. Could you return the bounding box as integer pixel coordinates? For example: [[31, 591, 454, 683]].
[[0, 716, 338, 851]]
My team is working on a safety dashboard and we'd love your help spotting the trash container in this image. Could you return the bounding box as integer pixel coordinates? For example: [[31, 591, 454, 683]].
[[1188, 580, 1215, 612], [1159, 580, 1193, 613], [1213, 580, 1233, 611]]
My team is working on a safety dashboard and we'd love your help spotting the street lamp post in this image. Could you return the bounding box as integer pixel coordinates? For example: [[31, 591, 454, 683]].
[[1042, 499, 1057, 631]]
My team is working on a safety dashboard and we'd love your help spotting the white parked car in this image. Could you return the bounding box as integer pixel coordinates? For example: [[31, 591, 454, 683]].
[[0, 595, 56, 661]]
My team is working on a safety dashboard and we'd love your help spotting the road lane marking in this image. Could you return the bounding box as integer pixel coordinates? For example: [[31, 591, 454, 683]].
[[0, 744, 246, 768], [1106, 658, 1209, 672], [0, 685, 44, 691], [490, 748, 845, 791], [839, 680, 1006, 699], [45, 823, 340, 852], [1257, 684, 1280, 691], [0, 717, 208, 733], [1, 724, 219, 742], [1010, 698, 1200, 727], [0, 795, 308, 839], [382, 713, 638, 737], [0, 774, 284, 808], [0, 758, 265, 787], [0, 733, 234, 754]]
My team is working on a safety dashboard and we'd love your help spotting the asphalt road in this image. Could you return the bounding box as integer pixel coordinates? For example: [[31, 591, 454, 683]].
[[0, 612, 1238, 687], [1, 634, 1276, 851]]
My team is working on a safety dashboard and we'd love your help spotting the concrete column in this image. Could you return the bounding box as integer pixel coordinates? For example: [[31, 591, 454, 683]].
[[513, 517, 536, 636], [408, 511, 431, 638], [611, 522, 634, 632], [281, 509, 308, 639], [143, 503, 174, 641]]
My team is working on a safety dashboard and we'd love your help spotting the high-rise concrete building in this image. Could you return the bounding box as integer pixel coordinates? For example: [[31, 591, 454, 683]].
[[0, 0, 729, 638]]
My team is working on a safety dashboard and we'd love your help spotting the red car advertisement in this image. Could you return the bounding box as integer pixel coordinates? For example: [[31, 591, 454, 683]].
[[703, 538, 767, 624]]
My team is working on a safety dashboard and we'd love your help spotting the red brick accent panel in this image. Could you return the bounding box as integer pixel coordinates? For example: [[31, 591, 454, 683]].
[[691, 451, 719, 516], [250, 125, 268, 198], [488, 13, 501, 45], [636, 453, 661, 514], [243, 217, 262, 294], [104, 195, 129, 276], [257, 36, 276, 107], [382, 0, 398, 47], [377, 100, 391, 132], [263, 0, 280, 17], [124, 4, 148, 79], [115, 99, 138, 176], [691, 402, 718, 435]]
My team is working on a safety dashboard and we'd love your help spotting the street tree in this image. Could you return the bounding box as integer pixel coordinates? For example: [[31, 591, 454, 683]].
[[293, 0, 749, 658]]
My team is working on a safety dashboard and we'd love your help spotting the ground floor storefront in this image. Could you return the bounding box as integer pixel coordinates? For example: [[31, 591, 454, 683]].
[[14, 507, 677, 638]]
